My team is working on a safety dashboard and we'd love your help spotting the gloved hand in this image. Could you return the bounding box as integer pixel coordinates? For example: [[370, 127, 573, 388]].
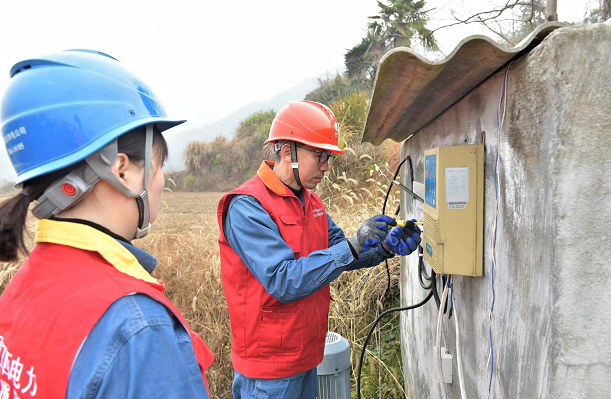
[[347, 215, 395, 259], [382, 219, 421, 256]]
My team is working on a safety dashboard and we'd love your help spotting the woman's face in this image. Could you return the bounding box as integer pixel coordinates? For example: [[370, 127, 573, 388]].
[[146, 160, 165, 224]]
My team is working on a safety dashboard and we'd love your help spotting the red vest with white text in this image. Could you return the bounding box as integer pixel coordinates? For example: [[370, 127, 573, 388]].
[[217, 161, 330, 378], [0, 221, 214, 398]]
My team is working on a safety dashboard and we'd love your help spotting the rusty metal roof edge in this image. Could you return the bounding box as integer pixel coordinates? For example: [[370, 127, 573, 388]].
[[362, 21, 566, 145]]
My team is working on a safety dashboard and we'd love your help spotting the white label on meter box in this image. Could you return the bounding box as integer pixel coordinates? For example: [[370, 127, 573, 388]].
[[445, 167, 469, 208], [448, 202, 466, 209]]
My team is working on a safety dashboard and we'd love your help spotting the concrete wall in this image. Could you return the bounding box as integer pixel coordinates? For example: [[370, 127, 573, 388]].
[[398, 23, 611, 399]]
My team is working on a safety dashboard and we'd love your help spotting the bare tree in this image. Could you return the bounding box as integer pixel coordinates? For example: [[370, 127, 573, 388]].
[[422, 0, 548, 46]]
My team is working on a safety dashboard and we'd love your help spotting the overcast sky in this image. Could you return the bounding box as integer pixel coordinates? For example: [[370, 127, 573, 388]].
[[0, 0, 591, 134]]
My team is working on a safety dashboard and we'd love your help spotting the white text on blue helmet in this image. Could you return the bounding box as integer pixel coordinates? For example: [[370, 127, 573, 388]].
[[3, 127, 27, 145]]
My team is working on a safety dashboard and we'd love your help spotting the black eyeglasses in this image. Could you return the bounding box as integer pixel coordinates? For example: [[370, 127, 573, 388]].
[[296, 144, 335, 165]]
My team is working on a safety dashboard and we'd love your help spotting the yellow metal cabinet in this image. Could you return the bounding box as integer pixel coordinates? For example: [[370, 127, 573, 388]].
[[422, 144, 484, 277]]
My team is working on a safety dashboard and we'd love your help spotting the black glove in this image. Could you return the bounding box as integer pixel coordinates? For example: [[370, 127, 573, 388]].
[[347, 215, 395, 259]]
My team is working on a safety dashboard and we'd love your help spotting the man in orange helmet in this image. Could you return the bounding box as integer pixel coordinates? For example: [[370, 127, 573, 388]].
[[217, 100, 421, 398]]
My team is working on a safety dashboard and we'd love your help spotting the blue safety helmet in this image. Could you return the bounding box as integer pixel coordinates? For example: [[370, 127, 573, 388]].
[[1, 49, 184, 184], [1, 49, 185, 239]]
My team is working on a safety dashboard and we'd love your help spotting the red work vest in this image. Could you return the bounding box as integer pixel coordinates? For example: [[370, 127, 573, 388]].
[[0, 223, 214, 398], [217, 161, 330, 379]]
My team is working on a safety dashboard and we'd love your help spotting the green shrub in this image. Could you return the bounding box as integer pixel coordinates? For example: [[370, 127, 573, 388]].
[[185, 175, 196, 191]]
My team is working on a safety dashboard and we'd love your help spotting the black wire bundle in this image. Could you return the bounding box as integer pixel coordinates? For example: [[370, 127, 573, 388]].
[[356, 154, 449, 399], [356, 291, 433, 398], [381, 156, 414, 299]]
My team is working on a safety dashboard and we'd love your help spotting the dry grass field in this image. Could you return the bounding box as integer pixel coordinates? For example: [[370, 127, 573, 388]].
[[1, 190, 405, 398]]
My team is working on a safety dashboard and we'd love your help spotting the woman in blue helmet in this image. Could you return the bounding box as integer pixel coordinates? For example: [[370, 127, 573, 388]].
[[0, 50, 214, 398]]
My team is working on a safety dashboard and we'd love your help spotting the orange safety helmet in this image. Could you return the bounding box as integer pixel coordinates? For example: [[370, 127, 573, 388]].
[[267, 100, 344, 154]]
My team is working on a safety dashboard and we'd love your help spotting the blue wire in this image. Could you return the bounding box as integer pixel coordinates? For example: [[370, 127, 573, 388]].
[[492, 152, 498, 316], [449, 276, 454, 309], [488, 155, 498, 398], [488, 152, 498, 396], [488, 69, 507, 397]]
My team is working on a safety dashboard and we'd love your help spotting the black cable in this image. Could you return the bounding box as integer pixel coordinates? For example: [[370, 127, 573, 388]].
[[386, 156, 435, 297], [382, 156, 412, 215], [432, 271, 441, 309], [417, 247, 433, 290], [356, 290, 433, 399], [384, 262, 391, 299], [381, 156, 414, 299], [441, 276, 450, 317], [431, 272, 450, 316], [359, 152, 453, 396]]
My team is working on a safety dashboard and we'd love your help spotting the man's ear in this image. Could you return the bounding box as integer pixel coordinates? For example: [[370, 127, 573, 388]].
[[280, 143, 292, 163]]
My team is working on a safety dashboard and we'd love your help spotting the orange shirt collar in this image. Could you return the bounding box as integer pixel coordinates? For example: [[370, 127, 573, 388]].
[[256, 161, 312, 199], [257, 161, 289, 196]]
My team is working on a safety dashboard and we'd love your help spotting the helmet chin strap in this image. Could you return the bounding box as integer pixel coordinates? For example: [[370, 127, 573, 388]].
[[289, 141, 302, 188], [86, 124, 153, 239], [135, 125, 153, 238]]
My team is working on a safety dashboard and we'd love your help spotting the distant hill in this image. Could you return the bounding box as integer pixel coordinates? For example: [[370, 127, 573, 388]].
[[163, 77, 316, 170], [0, 77, 317, 183]]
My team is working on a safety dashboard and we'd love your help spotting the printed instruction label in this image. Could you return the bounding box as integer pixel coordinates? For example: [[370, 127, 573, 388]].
[[445, 167, 469, 209]]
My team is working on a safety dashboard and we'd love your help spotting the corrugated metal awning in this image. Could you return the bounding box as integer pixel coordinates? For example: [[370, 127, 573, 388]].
[[362, 22, 564, 145]]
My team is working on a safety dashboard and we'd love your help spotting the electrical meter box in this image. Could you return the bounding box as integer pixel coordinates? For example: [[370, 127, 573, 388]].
[[422, 144, 484, 277]]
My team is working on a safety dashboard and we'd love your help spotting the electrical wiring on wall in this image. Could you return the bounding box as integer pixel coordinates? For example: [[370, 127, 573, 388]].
[[356, 151, 459, 399], [452, 276, 468, 399], [357, 62, 515, 397], [356, 154, 434, 399], [381, 155, 414, 299], [487, 62, 513, 399], [436, 276, 450, 399]]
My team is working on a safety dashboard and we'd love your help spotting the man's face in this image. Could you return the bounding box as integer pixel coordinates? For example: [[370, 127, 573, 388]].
[[296, 146, 330, 189]]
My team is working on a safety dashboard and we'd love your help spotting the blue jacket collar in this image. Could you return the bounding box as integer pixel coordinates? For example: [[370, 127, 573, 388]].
[[117, 241, 158, 275]]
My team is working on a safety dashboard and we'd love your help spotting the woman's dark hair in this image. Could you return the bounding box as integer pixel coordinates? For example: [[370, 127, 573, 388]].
[[0, 125, 168, 262], [118, 124, 168, 166]]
